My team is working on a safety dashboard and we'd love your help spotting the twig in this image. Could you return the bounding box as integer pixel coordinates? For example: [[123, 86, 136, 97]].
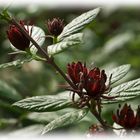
[[10, 18, 76, 90]]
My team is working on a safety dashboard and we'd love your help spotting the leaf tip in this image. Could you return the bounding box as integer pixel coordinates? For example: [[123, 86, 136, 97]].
[[123, 64, 131, 72], [41, 128, 48, 135], [94, 7, 101, 15], [12, 102, 16, 106], [12, 102, 19, 108], [127, 64, 131, 69]]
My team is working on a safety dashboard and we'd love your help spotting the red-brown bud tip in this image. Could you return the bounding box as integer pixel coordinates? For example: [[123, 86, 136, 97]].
[[47, 18, 64, 37]]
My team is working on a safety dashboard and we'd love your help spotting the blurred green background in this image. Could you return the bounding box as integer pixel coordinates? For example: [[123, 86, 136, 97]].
[[0, 6, 140, 135]]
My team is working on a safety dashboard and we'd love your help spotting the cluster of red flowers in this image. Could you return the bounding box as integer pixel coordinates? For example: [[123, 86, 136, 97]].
[[112, 104, 140, 130], [67, 62, 108, 99]]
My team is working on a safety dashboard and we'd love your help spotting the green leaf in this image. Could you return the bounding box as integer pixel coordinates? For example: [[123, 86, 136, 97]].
[[106, 64, 131, 84], [58, 8, 100, 40], [26, 25, 45, 54], [103, 78, 140, 104], [0, 58, 32, 69], [27, 108, 76, 124], [0, 9, 11, 21], [27, 112, 59, 124], [42, 108, 88, 134], [48, 33, 83, 55], [102, 96, 136, 104], [103, 32, 134, 54], [13, 95, 74, 112], [0, 81, 22, 102]]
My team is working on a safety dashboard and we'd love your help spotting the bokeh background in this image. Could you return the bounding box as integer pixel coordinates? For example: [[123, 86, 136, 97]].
[[0, 0, 140, 136]]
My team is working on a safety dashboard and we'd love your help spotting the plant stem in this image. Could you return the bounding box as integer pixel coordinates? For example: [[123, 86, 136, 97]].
[[90, 108, 107, 129], [10, 18, 76, 90], [53, 36, 58, 44], [88, 100, 108, 130]]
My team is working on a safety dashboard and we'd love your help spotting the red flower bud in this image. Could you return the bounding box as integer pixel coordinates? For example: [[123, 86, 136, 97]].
[[7, 21, 30, 51], [47, 18, 64, 37]]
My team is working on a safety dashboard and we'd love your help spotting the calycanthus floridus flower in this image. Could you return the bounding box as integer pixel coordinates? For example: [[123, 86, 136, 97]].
[[7, 20, 45, 54], [67, 61, 112, 100], [112, 104, 140, 130], [84, 67, 107, 98]]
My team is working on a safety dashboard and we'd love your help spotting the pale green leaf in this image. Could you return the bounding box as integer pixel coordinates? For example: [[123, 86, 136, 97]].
[[13, 95, 73, 112], [58, 8, 100, 40], [0, 81, 22, 102], [48, 33, 83, 55], [0, 58, 32, 69], [106, 64, 131, 84], [42, 108, 88, 134], [29, 26, 45, 54], [103, 32, 134, 54], [103, 78, 140, 104], [27, 112, 59, 124], [27, 108, 76, 124], [102, 96, 136, 104]]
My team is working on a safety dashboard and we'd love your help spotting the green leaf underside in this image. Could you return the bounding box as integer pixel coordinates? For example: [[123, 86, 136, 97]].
[[103, 78, 140, 104], [0, 58, 32, 69], [13, 95, 74, 112], [58, 8, 100, 40], [42, 108, 88, 134], [106, 64, 131, 84], [48, 33, 83, 55], [0, 81, 22, 102]]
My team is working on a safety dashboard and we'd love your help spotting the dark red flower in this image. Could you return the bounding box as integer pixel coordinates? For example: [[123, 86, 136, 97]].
[[112, 104, 140, 130], [85, 68, 107, 98], [47, 18, 64, 37], [7, 21, 30, 51], [67, 62, 108, 99]]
